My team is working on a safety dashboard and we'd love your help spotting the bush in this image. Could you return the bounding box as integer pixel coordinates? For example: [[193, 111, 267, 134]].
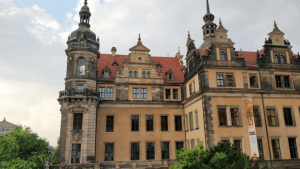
[[170, 141, 267, 169]]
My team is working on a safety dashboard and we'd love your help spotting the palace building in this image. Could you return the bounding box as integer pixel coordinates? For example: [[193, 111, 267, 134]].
[[51, 0, 300, 168]]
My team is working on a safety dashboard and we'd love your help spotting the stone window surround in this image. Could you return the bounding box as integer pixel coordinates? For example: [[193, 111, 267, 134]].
[[129, 70, 151, 78], [194, 110, 199, 130], [146, 115, 155, 132], [273, 53, 286, 64], [131, 115, 140, 132], [220, 137, 244, 153], [216, 72, 236, 87], [189, 81, 196, 96], [274, 74, 293, 89], [174, 115, 183, 132], [132, 87, 148, 100], [282, 107, 296, 127], [105, 115, 115, 133], [271, 137, 282, 160], [164, 87, 181, 101], [98, 85, 115, 100], [160, 115, 169, 132], [130, 142, 140, 161], [248, 73, 259, 88], [266, 106, 280, 127], [75, 80, 86, 91], [217, 106, 242, 127]]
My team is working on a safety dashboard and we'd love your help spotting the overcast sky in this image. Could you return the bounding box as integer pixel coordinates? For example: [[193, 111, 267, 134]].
[[1, 0, 300, 147]]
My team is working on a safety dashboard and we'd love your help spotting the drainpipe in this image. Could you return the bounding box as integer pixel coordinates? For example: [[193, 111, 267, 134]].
[[261, 93, 272, 168], [202, 93, 207, 148]]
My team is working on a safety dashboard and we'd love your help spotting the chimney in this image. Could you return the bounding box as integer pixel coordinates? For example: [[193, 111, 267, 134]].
[[111, 47, 117, 58]]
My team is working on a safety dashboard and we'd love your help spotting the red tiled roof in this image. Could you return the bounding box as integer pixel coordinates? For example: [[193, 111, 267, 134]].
[[97, 54, 184, 83]]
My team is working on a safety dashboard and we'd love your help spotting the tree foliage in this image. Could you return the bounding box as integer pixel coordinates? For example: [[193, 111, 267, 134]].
[[170, 141, 268, 169], [0, 126, 52, 169]]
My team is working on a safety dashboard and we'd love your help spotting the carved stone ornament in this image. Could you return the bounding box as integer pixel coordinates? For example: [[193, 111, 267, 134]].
[[69, 104, 88, 113], [72, 130, 82, 142]]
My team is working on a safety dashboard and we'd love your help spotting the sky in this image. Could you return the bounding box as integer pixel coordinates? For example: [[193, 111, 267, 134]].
[[1, 0, 300, 147]]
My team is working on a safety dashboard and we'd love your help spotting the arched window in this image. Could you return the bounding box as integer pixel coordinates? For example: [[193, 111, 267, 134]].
[[77, 58, 85, 75], [211, 29, 214, 34], [274, 54, 279, 63], [206, 30, 210, 36], [220, 52, 226, 61], [142, 71, 146, 78], [147, 71, 151, 78], [129, 71, 133, 78], [134, 71, 138, 78]]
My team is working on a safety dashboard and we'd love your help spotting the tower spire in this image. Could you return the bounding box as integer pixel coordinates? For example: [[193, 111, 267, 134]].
[[84, 0, 87, 6], [206, 0, 210, 13]]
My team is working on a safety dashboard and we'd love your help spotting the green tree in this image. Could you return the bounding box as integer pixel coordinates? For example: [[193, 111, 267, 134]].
[[170, 141, 268, 169], [0, 126, 52, 169]]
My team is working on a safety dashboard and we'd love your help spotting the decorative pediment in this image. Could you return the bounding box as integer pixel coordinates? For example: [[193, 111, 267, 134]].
[[69, 104, 88, 113], [72, 130, 83, 142], [129, 34, 150, 52]]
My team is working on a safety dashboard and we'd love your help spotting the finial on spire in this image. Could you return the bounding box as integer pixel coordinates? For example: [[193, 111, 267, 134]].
[[206, 0, 210, 13], [3, 117, 6, 122], [187, 31, 191, 40], [178, 46, 180, 54], [138, 34, 141, 41], [84, 0, 87, 6]]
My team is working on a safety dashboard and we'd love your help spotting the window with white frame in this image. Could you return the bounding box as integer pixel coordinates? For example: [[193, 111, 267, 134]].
[[133, 87, 147, 99], [99, 87, 105, 99], [107, 87, 113, 98], [141, 88, 147, 99], [99, 87, 114, 99], [133, 88, 139, 99]]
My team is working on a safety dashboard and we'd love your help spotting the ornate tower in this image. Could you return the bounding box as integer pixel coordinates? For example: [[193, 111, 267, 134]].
[[57, 0, 100, 164], [200, 0, 217, 49]]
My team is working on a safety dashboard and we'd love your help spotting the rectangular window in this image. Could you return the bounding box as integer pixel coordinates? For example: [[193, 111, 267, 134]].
[[231, 108, 240, 126], [271, 139, 281, 159], [173, 89, 178, 99], [249, 74, 258, 88], [131, 143, 140, 160], [71, 144, 81, 164], [176, 142, 184, 151], [275, 76, 282, 88], [161, 142, 170, 159], [189, 112, 194, 130], [105, 143, 114, 161], [161, 116, 168, 131], [283, 108, 294, 126], [217, 73, 224, 86], [166, 89, 171, 99], [221, 139, 230, 144], [226, 73, 234, 87], [106, 116, 114, 132], [175, 116, 182, 131], [253, 107, 261, 127], [196, 139, 200, 145], [73, 113, 83, 130], [146, 142, 155, 160], [189, 83, 193, 95], [218, 107, 227, 126], [185, 115, 189, 131], [257, 139, 264, 160], [131, 115, 139, 131], [133, 88, 139, 99], [195, 111, 199, 129], [267, 108, 278, 126], [284, 76, 291, 88], [274, 54, 279, 63], [191, 139, 195, 148], [146, 115, 154, 131], [77, 85, 84, 90], [141, 88, 147, 99], [99, 87, 105, 99], [107, 87, 113, 98], [288, 138, 298, 159], [233, 140, 242, 152]]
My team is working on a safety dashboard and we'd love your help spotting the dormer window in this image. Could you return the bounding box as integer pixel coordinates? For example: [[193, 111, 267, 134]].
[[77, 58, 85, 75], [166, 69, 174, 81], [134, 71, 138, 78], [274, 53, 286, 64], [220, 52, 226, 61], [129, 71, 133, 78], [142, 71, 146, 78], [104, 72, 109, 78], [169, 73, 173, 80], [102, 66, 111, 78]]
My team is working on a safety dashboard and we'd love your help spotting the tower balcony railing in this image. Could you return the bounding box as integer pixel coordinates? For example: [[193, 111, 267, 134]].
[[59, 89, 99, 98]]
